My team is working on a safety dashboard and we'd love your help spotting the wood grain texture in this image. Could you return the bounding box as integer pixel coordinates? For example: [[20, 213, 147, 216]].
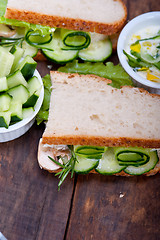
[[0, 1, 160, 240], [0, 124, 74, 240], [66, 174, 160, 240], [65, 1, 160, 240], [126, 0, 160, 20]]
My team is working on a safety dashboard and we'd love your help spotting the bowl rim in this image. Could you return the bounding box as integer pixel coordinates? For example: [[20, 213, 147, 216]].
[[0, 69, 44, 133], [117, 11, 160, 89]]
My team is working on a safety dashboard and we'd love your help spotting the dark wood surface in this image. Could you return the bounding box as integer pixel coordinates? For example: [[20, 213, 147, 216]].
[[0, 1, 160, 240]]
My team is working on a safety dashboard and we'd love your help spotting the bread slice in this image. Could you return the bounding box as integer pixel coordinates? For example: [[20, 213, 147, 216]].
[[5, 0, 127, 35], [38, 71, 160, 176], [42, 71, 160, 149]]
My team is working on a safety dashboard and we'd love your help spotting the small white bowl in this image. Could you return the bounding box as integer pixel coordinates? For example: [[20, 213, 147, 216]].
[[117, 12, 160, 94], [0, 70, 44, 142]]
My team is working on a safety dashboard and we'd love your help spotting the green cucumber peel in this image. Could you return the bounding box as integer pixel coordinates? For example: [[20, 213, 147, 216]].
[[60, 29, 91, 50], [74, 145, 108, 159], [114, 147, 150, 167], [124, 150, 158, 175], [25, 29, 53, 49]]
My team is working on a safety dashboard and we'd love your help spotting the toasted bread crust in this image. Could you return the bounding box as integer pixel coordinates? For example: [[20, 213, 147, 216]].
[[45, 165, 160, 176], [42, 135, 160, 149], [5, 4, 127, 35]]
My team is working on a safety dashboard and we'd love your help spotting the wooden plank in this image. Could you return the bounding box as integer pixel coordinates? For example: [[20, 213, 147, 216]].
[[66, 174, 160, 240], [0, 1, 160, 240], [65, 0, 160, 239], [127, 0, 160, 20], [0, 62, 74, 240], [0, 125, 74, 240]]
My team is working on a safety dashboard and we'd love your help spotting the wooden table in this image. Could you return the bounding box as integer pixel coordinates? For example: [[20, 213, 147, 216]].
[[0, 1, 160, 239]]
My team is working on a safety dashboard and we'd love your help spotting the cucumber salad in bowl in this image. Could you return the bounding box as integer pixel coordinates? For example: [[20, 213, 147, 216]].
[[0, 44, 44, 142]]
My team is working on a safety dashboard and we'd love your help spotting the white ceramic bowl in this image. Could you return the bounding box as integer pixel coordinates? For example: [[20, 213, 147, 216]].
[[117, 11, 160, 94], [0, 70, 44, 142]]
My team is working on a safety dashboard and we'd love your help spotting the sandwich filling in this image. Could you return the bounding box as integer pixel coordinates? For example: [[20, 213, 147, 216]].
[[39, 141, 159, 181], [0, 18, 113, 63]]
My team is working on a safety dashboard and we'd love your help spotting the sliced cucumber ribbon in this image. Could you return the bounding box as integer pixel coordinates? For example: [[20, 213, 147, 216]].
[[25, 29, 53, 49], [74, 145, 108, 159], [60, 29, 91, 50], [114, 147, 150, 167]]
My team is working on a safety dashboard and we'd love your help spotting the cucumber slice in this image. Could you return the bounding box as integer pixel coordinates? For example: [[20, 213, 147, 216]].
[[23, 93, 39, 108], [0, 77, 8, 92], [22, 107, 34, 118], [17, 55, 37, 80], [42, 48, 78, 64], [22, 41, 38, 58], [78, 38, 112, 62], [60, 29, 91, 50], [74, 145, 107, 159], [0, 93, 12, 111], [0, 46, 15, 77], [124, 150, 159, 175], [74, 155, 99, 174], [8, 85, 29, 104], [7, 70, 28, 89], [23, 76, 41, 107], [42, 31, 78, 64], [10, 100, 23, 122], [0, 111, 11, 128], [114, 147, 150, 167], [95, 148, 126, 175], [25, 29, 53, 49], [27, 76, 41, 96], [10, 45, 24, 72]]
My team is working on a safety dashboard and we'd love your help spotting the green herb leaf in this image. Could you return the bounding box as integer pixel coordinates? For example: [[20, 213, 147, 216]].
[[48, 146, 77, 190], [48, 156, 65, 168]]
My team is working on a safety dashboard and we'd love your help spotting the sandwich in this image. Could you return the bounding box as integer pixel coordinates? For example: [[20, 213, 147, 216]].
[[38, 71, 160, 188], [0, 0, 127, 63]]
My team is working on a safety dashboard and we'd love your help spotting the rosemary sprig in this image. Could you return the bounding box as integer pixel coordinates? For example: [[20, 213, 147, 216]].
[[48, 146, 77, 190]]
